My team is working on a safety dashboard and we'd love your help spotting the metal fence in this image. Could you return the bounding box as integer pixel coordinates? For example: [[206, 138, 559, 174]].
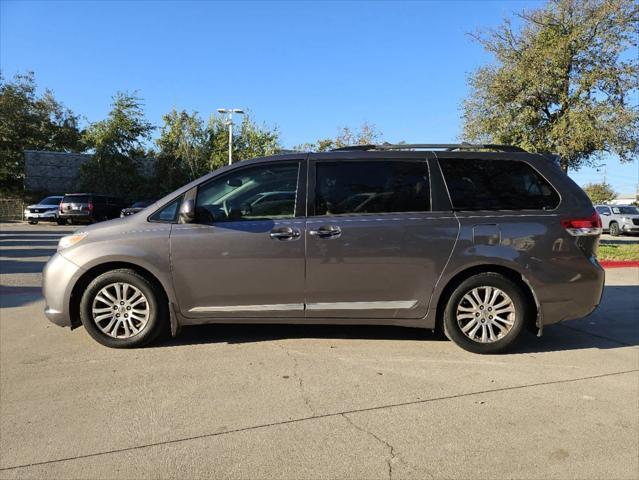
[[0, 198, 24, 222]]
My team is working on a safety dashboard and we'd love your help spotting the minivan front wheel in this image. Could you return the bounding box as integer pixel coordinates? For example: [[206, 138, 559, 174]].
[[443, 273, 527, 354], [79, 269, 167, 348]]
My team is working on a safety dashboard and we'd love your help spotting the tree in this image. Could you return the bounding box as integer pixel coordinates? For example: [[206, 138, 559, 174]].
[[154, 110, 281, 194], [462, 0, 638, 172], [155, 109, 206, 192], [0, 72, 82, 194], [77, 92, 154, 198], [583, 182, 617, 204], [296, 122, 383, 152], [203, 114, 281, 172]]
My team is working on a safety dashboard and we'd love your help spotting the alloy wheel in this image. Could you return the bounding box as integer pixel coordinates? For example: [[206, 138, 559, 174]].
[[91, 282, 150, 338], [456, 286, 516, 343]]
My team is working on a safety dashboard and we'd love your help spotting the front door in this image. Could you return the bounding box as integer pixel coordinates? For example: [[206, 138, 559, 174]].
[[170, 160, 306, 319], [305, 157, 458, 319]]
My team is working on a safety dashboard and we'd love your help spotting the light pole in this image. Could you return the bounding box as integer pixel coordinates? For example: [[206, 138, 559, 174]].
[[217, 108, 244, 165]]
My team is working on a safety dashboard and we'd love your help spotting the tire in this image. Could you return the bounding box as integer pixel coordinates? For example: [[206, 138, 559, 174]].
[[28, 220, 38, 225], [609, 222, 620, 236], [79, 269, 167, 348], [56, 218, 66, 225], [443, 273, 528, 354]]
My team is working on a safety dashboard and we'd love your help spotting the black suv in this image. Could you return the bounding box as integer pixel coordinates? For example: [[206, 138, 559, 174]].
[[57, 193, 125, 225]]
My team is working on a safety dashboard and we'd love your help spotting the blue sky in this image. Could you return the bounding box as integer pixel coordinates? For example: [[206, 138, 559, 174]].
[[1, 0, 637, 194]]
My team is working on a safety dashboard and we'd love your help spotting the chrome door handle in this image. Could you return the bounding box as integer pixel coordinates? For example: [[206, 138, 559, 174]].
[[309, 225, 342, 238], [269, 227, 301, 240]]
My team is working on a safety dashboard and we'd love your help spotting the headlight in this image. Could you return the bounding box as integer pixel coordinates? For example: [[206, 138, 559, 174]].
[[620, 217, 630, 222], [58, 232, 88, 251]]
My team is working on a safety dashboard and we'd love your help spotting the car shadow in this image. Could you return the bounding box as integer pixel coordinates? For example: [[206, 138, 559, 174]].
[[154, 285, 638, 353]]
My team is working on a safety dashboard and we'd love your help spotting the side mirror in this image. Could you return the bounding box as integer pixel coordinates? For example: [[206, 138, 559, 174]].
[[227, 178, 243, 187], [179, 199, 195, 223]]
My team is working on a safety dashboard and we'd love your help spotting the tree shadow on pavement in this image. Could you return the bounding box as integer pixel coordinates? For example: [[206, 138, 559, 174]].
[[0, 286, 42, 308]]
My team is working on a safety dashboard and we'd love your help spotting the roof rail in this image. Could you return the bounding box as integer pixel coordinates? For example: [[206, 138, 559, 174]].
[[331, 143, 527, 153]]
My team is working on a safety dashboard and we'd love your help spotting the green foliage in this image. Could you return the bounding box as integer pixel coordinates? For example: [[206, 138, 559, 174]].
[[154, 110, 281, 193], [463, 0, 639, 171], [598, 243, 639, 261], [154, 109, 206, 192], [77, 92, 154, 198], [0, 72, 82, 194], [582, 182, 617, 204], [296, 122, 383, 152]]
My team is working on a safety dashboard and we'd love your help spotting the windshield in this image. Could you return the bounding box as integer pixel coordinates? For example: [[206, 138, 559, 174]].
[[131, 200, 154, 208], [612, 206, 639, 215], [40, 196, 62, 205]]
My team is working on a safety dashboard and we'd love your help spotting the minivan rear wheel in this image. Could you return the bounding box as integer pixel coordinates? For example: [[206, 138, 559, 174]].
[[79, 269, 167, 348], [443, 273, 527, 354]]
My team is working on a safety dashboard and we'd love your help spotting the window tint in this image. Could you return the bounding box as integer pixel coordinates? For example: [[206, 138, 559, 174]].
[[150, 196, 183, 223], [63, 195, 90, 204], [612, 206, 639, 214], [195, 162, 299, 223], [439, 158, 559, 211], [315, 161, 430, 215], [596, 206, 610, 215]]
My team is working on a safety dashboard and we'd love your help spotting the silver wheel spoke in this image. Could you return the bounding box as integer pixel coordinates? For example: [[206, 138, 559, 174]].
[[462, 319, 477, 333], [92, 282, 150, 339], [456, 286, 515, 345], [462, 293, 478, 309]]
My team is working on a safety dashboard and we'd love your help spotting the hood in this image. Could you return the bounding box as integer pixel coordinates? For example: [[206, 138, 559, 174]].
[[27, 203, 59, 209]]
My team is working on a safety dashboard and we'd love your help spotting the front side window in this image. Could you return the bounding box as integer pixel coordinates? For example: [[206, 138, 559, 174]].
[[315, 161, 430, 216], [596, 206, 611, 215], [149, 195, 183, 223], [439, 158, 560, 211], [195, 162, 299, 223]]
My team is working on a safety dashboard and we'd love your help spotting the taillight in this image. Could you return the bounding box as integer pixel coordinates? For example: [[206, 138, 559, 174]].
[[561, 210, 602, 236], [87, 200, 94, 212]]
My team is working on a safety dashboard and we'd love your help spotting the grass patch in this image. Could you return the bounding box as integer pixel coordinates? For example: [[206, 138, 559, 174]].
[[598, 243, 639, 261]]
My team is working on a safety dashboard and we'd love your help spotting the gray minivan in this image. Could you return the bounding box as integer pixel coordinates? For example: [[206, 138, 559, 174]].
[[43, 144, 605, 353]]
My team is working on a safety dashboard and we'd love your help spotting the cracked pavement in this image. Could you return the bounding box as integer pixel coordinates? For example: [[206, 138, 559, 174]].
[[1, 223, 638, 479]]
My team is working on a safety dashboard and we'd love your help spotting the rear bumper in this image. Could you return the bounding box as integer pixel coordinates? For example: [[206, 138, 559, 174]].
[[59, 212, 91, 219], [42, 253, 84, 328], [535, 256, 605, 326]]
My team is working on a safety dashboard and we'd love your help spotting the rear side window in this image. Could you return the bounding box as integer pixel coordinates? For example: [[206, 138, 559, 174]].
[[439, 158, 559, 211], [315, 161, 430, 215], [595, 206, 611, 215]]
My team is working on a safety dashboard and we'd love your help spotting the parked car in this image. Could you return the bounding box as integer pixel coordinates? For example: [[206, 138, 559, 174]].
[[43, 144, 605, 353], [57, 193, 125, 225], [595, 204, 639, 236], [24, 195, 63, 224], [121, 200, 156, 218]]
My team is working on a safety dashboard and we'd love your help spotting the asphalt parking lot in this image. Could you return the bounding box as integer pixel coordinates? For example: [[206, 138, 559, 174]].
[[1, 222, 638, 479]]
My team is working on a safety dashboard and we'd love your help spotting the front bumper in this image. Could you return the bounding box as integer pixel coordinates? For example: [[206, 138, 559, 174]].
[[621, 223, 639, 233], [43, 253, 84, 327], [25, 210, 57, 220]]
